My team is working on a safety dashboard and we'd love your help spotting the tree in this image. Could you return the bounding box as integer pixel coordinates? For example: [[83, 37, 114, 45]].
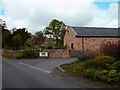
[[24, 38, 39, 50], [34, 31, 45, 47], [12, 28, 31, 49], [12, 34, 22, 50], [2, 29, 13, 49], [44, 19, 66, 49], [45, 36, 54, 49], [1, 20, 13, 49]]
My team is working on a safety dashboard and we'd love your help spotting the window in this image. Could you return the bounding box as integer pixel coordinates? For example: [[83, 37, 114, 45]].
[[71, 43, 73, 49], [67, 31, 69, 33]]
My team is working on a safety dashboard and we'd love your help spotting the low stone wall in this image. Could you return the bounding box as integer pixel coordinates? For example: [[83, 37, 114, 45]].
[[0, 49, 2, 56], [2, 49, 20, 57], [45, 49, 83, 58], [45, 49, 70, 58], [2, 49, 84, 59], [69, 50, 83, 57]]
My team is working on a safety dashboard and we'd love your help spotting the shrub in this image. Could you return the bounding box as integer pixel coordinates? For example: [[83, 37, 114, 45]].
[[101, 70, 109, 75], [107, 77, 120, 85], [81, 69, 96, 79], [94, 69, 120, 85], [100, 41, 120, 60], [108, 70, 117, 78], [16, 53, 23, 59], [84, 60, 97, 68], [94, 70, 108, 81], [77, 54, 94, 62], [71, 62, 85, 73], [16, 49, 39, 59], [94, 56, 115, 69], [94, 56, 115, 64], [110, 61, 120, 72], [65, 62, 86, 75]]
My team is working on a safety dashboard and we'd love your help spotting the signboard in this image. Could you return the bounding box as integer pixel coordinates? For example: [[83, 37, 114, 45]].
[[39, 52, 48, 58]]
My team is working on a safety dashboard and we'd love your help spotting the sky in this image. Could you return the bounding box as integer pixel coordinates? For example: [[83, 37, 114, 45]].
[[0, 0, 119, 34]]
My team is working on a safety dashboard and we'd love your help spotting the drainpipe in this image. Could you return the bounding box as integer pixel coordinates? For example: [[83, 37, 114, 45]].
[[82, 37, 84, 54]]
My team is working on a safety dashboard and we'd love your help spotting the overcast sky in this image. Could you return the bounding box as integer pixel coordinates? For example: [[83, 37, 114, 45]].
[[0, 0, 119, 34]]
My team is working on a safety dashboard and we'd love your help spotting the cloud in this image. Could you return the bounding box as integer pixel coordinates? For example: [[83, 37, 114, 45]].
[[87, 3, 118, 27], [3, 0, 118, 34]]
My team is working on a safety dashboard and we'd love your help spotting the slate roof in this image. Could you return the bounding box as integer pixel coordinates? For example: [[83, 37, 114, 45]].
[[71, 27, 120, 37]]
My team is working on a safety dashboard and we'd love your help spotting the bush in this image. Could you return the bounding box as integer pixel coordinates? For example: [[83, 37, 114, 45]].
[[72, 63, 85, 73], [84, 60, 97, 68], [94, 69, 120, 85], [94, 70, 109, 80], [100, 41, 120, 60], [16, 49, 39, 59], [81, 69, 96, 79], [94, 56, 115, 69], [16, 53, 23, 59], [110, 61, 120, 72], [77, 54, 94, 62], [94, 56, 115, 64], [64, 62, 86, 75], [108, 70, 117, 78]]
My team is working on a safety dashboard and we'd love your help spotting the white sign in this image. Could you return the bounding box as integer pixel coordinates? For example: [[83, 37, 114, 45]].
[[39, 52, 48, 58]]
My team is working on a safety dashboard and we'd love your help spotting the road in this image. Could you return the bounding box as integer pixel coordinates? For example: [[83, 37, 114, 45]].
[[0, 56, 2, 89], [2, 57, 78, 88]]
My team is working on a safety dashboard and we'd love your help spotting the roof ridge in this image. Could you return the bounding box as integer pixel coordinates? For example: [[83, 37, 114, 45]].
[[69, 26, 119, 37], [70, 26, 118, 29]]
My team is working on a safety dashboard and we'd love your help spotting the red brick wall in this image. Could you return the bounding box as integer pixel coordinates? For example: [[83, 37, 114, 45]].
[[64, 26, 120, 53]]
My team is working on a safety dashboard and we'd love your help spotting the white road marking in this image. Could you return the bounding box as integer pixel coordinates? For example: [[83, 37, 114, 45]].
[[18, 62, 51, 74]]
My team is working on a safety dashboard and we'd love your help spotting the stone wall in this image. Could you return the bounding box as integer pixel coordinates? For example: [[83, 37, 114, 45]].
[[44, 49, 83, 58], [83, 37, 119, 53], [45, 49, 70, 58], [2, 49, 83, 59]]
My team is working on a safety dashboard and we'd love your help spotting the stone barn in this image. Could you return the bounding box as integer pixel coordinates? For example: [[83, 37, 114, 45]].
[[64, 26, 120, 53]]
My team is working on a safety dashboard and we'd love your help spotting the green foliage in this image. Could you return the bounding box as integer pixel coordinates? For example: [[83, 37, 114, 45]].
[[71, 62, 85, 73], [93, 56, 115, 69], [110, 61, 120, 72], [77, 54, 94, 62], [45, 38, 54, 49], [94, 69, 120, 85], [16, 52, 23, 59], [16, 37, 39, 59], [84, 60, 97, 68], [62, 61, 85, 75], [25, 38, 35, 48], [108, 70, 117, 78], [22, 50, 34, 58], [81, 69, 97, 79], [34, 31, 45, 46], [2, 29, 13, 49], [101, 70, 109, 75], [12, 34, 22, 50], [94, 56, 115, 64], [2, 28, 31, 50], [61, 55, 120, 87], [44, 19, 66, 49], [55, 41, 67, 49], [16, 49, 39, 59]]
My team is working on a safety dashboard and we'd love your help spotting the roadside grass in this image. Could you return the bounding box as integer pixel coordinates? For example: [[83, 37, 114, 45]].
[[2, 53, 16, 59], [61, 55, 120, 88]]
